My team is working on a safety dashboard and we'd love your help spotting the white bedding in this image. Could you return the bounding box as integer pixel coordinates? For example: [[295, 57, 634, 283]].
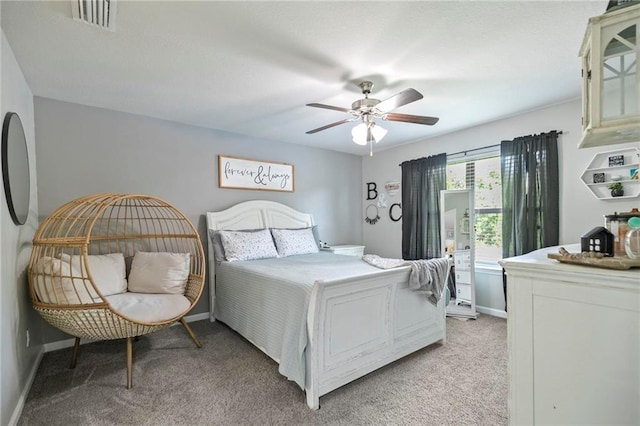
[[214, 251, 389, 389]]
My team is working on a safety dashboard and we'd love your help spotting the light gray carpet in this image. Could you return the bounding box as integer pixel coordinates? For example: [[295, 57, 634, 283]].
[[19, 315, 507, 425]]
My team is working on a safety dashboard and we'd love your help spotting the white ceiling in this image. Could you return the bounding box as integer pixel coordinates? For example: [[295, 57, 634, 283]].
[[2, 1, 607, 156]]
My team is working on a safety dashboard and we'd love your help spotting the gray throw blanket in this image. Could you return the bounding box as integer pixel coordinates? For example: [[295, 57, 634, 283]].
[[362, 255, 450, 306]]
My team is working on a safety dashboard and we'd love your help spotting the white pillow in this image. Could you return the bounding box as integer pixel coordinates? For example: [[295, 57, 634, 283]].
[[271, 228, 319, 257], [209, 228, 265, 262], [219, 229, 279, 261], [32, 256, 98, 304], [127, 252, 191, 294], [60, 253, 127, 297], [270, 225, 321, 249]]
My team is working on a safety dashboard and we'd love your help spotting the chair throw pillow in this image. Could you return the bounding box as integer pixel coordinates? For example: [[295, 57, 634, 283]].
[[60, 253, 127, 297], [127, 252, 191, 294], [32, 256, 98, 304]]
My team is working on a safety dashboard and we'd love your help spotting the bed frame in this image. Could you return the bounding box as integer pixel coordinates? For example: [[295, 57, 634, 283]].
[[206, 200, 446, 409]]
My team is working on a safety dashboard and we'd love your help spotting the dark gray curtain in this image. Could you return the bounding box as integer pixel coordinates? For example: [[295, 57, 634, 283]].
[[401, 153, 447, 260], [501, 131, 559, 258]]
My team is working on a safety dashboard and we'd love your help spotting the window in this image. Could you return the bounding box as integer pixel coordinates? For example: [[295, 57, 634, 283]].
[[447, 153, 502, 263]]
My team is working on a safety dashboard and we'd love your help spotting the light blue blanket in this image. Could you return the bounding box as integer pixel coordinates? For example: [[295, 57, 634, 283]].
[[362, 254, 450, 305], [215, 252, 382, 389]]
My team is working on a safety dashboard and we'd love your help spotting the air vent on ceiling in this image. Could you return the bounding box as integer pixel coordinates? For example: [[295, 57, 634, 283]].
[[70, 0, 117, 31]]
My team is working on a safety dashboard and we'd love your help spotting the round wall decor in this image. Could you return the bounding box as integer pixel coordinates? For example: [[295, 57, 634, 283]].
[[2, 112, 30, 225], [365, 204, 380, 225]]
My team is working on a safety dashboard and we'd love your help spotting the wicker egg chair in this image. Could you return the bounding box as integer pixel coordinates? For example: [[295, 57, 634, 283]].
[[28, 193, 205, 388]]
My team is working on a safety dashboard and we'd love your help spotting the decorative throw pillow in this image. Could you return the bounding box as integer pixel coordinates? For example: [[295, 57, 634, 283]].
[[219, 229, 279, 261], [208, 229, 227, 262], [310, 225, 321, 248], [60, 253, 127, 297], [271, 227, 319, 257], [127, 252, 191, 294], [32, 256, 98, 304], [270, 225, 321, 249], [208, 228, 267, 262]]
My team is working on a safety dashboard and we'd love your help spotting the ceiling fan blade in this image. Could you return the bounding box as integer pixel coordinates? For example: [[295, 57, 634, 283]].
[[383, 113, 439, 126], [306, 118, 356, 134], [306, 103, 352, 113], [376, 88, 423, 112]]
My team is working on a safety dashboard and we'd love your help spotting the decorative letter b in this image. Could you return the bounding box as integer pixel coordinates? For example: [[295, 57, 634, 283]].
[[366, 182, 378, 200]]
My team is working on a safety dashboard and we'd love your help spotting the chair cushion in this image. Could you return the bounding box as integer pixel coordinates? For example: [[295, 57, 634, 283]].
[[106, 293, 191, 323]]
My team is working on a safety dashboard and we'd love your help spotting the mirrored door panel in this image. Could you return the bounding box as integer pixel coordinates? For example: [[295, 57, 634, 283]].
[[440, 189, 478, 319]]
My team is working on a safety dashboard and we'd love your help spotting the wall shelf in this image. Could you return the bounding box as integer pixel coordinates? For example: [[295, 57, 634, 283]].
[[580, 147, 640, 199], [584, 163, 639, 173]]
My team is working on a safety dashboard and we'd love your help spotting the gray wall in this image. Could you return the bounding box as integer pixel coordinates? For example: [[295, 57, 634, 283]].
[[34, 96, 363, 343], [1, 30, 42, 426], [362, 99, 640, 316]]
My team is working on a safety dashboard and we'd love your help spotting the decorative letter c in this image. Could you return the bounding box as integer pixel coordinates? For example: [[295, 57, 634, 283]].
[[389, 203, 402, 222]]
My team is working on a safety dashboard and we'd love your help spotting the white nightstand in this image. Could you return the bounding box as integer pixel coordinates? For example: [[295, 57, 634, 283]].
[[320, 245, 365, 257]]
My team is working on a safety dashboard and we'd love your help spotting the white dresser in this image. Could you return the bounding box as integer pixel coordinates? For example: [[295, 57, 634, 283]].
[[501, 245, 639, 426], [320, 245, 365, 257]]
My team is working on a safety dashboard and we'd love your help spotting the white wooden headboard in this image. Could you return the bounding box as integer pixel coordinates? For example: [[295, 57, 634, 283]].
[[205, 200, 315, 321]]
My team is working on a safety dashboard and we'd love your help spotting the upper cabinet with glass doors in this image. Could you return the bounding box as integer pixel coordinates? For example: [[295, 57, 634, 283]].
[[579, 4, 640, 148]]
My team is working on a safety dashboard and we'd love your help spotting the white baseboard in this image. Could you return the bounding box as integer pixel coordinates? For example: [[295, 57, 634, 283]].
[[476, 305, 507, 319], [8, 347, 44, 426], [183, 312, 209, 323], [43, 311, 210, 353], [44, 337, 78, 353]]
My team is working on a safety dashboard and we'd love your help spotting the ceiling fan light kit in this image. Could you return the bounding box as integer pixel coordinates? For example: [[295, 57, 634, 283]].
[[306, 81, 439, 155], [351, 122, 388, 146], [351, 123, 369, 146], [370, 123, 388, 142]]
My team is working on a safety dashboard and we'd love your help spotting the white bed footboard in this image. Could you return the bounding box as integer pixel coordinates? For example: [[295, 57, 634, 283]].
[[207, 201, 446, 410], [305, 267, 446, 409]]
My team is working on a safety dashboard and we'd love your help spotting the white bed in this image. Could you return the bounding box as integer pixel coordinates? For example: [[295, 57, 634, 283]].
[[206, 200, 447, 409]]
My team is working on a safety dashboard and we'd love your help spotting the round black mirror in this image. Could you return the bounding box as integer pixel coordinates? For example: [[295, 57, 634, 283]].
[[2, 112, 30, 225]]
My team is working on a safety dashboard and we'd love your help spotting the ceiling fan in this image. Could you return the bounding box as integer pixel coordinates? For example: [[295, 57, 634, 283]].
[[305, 81, 439, 153]]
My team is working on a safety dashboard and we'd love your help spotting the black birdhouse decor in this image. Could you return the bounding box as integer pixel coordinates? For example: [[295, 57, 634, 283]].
[[580, 226, 615, 256]]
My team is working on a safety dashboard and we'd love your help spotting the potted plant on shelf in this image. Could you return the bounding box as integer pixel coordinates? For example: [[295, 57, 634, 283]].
[[608, 182, 624, 197]]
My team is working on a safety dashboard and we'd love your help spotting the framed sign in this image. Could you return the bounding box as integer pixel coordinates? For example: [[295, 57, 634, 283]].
[[593, 172, 605, 183], [384, 181, 400, 196], [218, 155, 294, 192], [608, 155, 624, 167]]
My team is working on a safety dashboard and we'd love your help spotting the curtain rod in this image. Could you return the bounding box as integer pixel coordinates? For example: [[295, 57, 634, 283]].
[[398, 130, 563, 166], [446, 143, 500, 158], [448, 130, 563, 158]]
